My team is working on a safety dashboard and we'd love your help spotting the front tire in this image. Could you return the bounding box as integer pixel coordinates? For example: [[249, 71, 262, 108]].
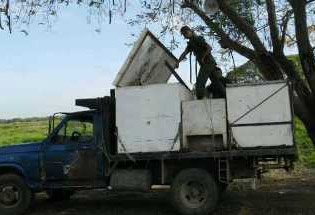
[[0, 174, 32, 215], [171, 168, 218, 215]]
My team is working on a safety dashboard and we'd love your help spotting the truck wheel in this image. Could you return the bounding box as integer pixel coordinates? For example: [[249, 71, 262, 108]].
[[0, 174, 31, 215], [171, 168, 218, 215], [46, 190, 75, 201]]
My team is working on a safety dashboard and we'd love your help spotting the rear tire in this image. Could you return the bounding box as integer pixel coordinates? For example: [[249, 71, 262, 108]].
[[46, 190, 75, 201], [0, 174, 31, 215], [171, 168, 218, 215]]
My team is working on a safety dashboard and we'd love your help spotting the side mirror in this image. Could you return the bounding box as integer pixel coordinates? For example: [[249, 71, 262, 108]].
[[48, 116, 52, 135]]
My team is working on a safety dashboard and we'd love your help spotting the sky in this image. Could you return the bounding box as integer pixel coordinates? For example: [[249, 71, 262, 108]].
[[0, 5, 137, 119], [0, 3, 246, 119]]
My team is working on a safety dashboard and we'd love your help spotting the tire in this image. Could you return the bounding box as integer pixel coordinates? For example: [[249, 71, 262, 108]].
[[46, 190, 75, 201], [171, 168, 218, 215], [0, 174, 32, 215]]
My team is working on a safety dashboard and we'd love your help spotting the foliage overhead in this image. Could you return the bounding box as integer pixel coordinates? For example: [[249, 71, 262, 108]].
[[2, 1, 314, 47]]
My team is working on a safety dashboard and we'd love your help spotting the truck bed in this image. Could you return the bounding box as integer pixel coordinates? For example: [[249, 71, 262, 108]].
[[111, 146, 297, 161]]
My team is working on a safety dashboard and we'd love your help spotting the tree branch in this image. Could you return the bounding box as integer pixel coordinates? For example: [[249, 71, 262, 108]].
[[289, 0, 315, 97], [0, 12, 4, 30], [218, 38, 256, 60], [216, 0, 267, 52], [4, 0, 11, 33], [280, 9, 294, 51], [181, 0, 256, 61], [266, 0, 282, 54]]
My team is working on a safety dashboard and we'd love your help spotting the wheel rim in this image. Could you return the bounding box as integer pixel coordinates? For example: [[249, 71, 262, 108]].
[[180, 180, 208, 208], [0, 184, 22, 208]]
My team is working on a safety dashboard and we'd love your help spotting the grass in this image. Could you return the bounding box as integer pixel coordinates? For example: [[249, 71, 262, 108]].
[[295, 118, 315, 167], [0, 119, 49, 147]]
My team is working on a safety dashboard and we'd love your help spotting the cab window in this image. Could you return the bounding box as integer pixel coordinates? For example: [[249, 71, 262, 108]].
[[54, 116, 94, 144]]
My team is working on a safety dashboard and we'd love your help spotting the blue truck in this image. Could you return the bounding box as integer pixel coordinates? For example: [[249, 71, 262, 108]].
[[0, 83, 297, 215]]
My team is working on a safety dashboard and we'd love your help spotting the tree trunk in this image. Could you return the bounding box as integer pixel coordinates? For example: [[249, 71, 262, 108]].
[[289, 0, 315, 99], [266, 54, 315, 147], [293, 95, 315, 146]]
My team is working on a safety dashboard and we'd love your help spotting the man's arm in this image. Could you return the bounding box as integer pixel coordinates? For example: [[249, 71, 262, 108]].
[[179, 46, 190, 62], [176, 46, 190, 68]]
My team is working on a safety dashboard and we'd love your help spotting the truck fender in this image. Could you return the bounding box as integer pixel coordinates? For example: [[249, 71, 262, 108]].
[[0, 163, 42, 190], [0, 163, 28, 181]]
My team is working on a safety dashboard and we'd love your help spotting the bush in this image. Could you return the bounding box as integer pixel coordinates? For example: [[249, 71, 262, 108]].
[[295, 118, 315, 167]]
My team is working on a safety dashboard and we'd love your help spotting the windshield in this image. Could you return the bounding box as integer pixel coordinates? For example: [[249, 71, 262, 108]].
[[48, 113, 66, 135], [54, 116, 94, 144]]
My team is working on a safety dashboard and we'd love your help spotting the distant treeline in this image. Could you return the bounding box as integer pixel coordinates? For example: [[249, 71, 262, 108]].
[[0, 117, 49, 124]]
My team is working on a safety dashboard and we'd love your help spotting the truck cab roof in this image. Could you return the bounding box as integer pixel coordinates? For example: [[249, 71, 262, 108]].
[[64, 110, 98, 116]]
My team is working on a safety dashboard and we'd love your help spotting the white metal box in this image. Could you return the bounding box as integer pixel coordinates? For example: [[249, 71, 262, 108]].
[[116, 83, 192, 154], [182, 99, 227, 149], [113, 29, 177, 87], [226, 82, 294, 148]]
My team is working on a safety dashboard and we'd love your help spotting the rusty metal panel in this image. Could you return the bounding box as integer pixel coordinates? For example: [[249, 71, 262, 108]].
[[110, 169, 152, 191], [187, 135, 224, 152], [66, 150, 98, 180]]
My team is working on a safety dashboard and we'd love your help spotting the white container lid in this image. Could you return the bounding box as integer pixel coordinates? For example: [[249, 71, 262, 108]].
[[113, 28, 178, 87]]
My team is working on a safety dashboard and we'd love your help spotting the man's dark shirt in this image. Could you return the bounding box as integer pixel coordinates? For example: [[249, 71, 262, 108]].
[[187, 35, 216, 65]]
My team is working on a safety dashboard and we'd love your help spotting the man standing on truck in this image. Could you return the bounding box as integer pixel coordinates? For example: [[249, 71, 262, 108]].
[[176, 26, 226, 99]]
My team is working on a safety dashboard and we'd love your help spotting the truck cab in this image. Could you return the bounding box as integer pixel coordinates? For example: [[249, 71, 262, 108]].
[[0, 110, 111, 215], [43, 111, 106, 188]]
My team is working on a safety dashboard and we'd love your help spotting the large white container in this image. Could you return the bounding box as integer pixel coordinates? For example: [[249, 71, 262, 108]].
[[226, 81, 294, 148], [116, 83, 192, 154]]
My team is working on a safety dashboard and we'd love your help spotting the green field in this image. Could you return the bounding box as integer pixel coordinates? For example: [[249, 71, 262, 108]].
[[0, 119, 49, 147], [0, 117, 314, 166]]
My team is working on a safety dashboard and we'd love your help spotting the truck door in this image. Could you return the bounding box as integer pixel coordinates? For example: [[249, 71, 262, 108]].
[[43, 114, 105, 187]]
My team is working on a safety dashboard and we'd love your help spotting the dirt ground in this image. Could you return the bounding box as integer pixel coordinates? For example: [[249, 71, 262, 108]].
[[26, 168, 315, 215]]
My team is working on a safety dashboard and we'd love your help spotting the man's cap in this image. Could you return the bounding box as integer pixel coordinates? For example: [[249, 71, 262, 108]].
[[180, 26, 192, 34]]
